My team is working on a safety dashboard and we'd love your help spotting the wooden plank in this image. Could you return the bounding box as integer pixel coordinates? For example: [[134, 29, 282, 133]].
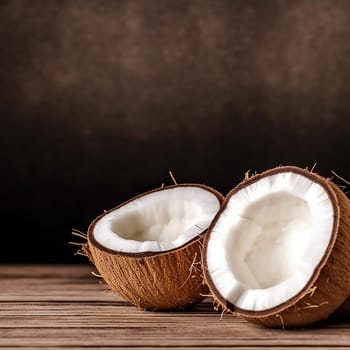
[[8, 348, 350, 350], [1, 327, 350, 348], [0, 265, 350, 349], [0, 264, 118, 303], [0, 264, 93, 278], [10, 348, 350, 350]]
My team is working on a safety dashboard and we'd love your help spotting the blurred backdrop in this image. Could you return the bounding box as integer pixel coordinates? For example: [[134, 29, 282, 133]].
[[1, 0, 350, 263]]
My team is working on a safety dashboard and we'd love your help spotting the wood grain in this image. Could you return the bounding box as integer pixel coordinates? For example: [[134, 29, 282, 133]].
[[0, 265, 350, 349]]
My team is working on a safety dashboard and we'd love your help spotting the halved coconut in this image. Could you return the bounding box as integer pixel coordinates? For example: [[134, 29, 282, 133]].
[[87, 184, 223, 310], [203, 166, 350, 327]]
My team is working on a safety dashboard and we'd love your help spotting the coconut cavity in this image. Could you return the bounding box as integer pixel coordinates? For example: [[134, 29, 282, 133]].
[[227, 191, 314, 290], [204, 167, 345, 321], [92, 185, 221, 253]]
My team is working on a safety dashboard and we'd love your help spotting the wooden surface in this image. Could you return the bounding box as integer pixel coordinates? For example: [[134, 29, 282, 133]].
[[1, 265, 350, 349]]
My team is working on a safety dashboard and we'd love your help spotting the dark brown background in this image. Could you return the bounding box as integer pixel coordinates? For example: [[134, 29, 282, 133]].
[[1, 0, 350, 263]]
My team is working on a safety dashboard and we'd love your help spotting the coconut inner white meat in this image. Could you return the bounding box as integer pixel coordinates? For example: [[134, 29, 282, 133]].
[[206, 171, 334, 311], [93, 186, 221, 253], [228, 192, 311, 289]]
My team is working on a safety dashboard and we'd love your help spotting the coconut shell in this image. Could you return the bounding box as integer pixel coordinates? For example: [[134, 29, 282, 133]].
[[87, 184, 224, 310], [334, 296, 350, 319], [203, 166, 350, 328], [87, 236, 208, 310]]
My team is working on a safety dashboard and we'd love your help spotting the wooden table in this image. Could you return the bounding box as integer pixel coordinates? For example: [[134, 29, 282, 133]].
[[1, 265, 350, 349]]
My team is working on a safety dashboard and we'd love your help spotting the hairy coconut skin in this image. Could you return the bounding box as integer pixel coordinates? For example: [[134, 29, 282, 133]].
[[87, 184, 224, 310], [87, 236, 208, 310], [203, 166, 350, 328]]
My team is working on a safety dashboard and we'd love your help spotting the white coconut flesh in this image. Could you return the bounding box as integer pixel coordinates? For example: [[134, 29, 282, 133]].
[[206, 171, 335, 312], [93, 186, 221, 253]]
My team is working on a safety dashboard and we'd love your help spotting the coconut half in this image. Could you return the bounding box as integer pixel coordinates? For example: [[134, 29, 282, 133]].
[[87, 184, 223, 310], [203, 166, 350, 327]]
